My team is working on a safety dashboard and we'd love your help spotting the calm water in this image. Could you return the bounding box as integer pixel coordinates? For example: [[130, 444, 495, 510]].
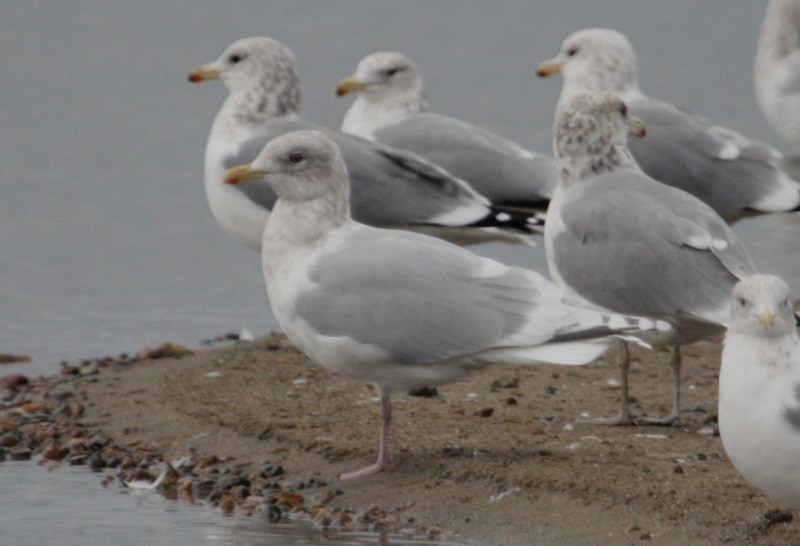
[[0, 462, 468, 546], [1, 1, 799, 544]]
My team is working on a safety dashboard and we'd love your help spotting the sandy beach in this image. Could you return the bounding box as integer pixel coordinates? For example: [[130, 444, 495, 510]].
[[1, 333, 797, 545]]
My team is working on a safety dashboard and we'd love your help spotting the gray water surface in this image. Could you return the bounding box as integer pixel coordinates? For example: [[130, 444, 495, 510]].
[[1, 2, 799, 544]]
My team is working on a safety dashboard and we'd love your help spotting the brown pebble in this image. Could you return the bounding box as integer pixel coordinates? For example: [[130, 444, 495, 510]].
[[137, 343, 193, 360], [474, 407, 494, 418], [270, 491, 304, 509], [314, 506, 335, 526], [0, 373, 29, 392], [337, 511, 353, 525], [10, 450, 32, 461], [19, 401, 45, 414], [0, 354, 31, 364], [0, 418, 18, 433], [43, 444, 69, 461], [0, 433, 20, 448], [220, 494, 236, 515]]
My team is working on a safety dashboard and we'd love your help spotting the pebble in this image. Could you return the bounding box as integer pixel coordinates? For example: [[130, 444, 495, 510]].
[[10, 450, 32, 461], [0, 344, 449, 540], [0, 373, 29, 392], [0, 432, 20, 448], [0, 354, 31, 364]]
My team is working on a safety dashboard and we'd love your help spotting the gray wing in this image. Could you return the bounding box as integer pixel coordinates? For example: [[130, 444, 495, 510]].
[[627, 95, 799, 217], [219, 130, 279, 210], [296, 228, 574, 365], [375, 112, 556, 207], [551, 171, 757, 323], [250, 117, 497, 228], [783, 382, 800, 431]]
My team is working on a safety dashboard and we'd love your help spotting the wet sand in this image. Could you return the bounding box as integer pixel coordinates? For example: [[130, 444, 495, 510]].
[[2, 334, 797, 545]]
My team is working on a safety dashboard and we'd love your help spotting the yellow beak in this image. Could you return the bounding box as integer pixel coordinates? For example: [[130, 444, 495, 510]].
[[628, 116, 647, 138], [223, 164, 266, 185], [759, 307, 775, 328], [188, 66, 221, 83], [537, 58, 562, 78], [335, 75, 370, 96]]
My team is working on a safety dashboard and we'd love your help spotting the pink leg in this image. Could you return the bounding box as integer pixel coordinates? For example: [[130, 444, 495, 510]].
[[340, 391, 392, 481]]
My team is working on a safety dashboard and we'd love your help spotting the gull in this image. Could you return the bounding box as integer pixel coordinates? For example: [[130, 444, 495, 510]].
[[335, 51, 556, 208], [719, 274, 800, 506], [755, 0, 800, 154], [544, 92, 757, 426], [538, 28, 800, 221], [223, 129, 667, 479], [188, 37, 542, 252]]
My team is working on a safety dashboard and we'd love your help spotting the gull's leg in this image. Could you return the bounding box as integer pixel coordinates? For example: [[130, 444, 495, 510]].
[[585, 339, 637, 426], [340, 389, 393, 480], [640, 345, 684, 427]]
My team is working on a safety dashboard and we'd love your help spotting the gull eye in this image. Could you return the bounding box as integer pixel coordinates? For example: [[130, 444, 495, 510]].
[[228, 53, 243, 64], [288, 151, 304, 164], [566, 46, 579, 57], [736, 296, 748, 307], [618, 102, 628, 117]]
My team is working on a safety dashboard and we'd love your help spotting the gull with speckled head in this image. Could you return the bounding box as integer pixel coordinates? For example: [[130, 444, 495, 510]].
[[224, 129, 668, 480], [335, 51, 556, 208], [188, 37, 542, 252], [719, 274, 800, 506], [538, 28, 800, 221], [756, 0, 800, 154], [545, 92, 757, 426]]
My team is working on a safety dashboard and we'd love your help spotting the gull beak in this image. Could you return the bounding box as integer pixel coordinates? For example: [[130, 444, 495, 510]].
[[334, 75, 370, 96], [537, 58, 562, 78], [223, 164, 266, 185], [759, 307, 775, 329], [187, 66, 221, 83], [628, 116, 647, 138]]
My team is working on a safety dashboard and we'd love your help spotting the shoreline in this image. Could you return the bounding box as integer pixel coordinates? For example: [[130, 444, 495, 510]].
[[1, 333, 797, 545]]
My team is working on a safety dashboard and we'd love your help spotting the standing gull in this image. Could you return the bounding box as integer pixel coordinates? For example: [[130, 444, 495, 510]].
[[719, 274, 800, 506], [545, 92, 757, 426], [224, 129, 667, 479], [755, 0, 800, 154], [538, 28, 800, 221], [335, 51, 556, 208], [188, 37, 541, 252]]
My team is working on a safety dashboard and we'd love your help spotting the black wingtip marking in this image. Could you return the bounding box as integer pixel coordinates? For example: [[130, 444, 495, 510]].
[[469, 208, 546, 234]]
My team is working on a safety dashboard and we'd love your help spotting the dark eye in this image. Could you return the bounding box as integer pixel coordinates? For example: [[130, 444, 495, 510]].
[[737, 297, 748, 307], [618, 102, 628, 117], [566, 46, 579, 57], [385, 66, 405, 77], [228, 53, 243, 64], [288, 151, 304, 164]]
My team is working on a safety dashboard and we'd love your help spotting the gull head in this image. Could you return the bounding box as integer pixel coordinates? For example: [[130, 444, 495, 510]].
[[729, 274, 795, 338], [554, 91, 644, 182], [188, 37, 300, 115], [538, 28, 639, 96], [224, 130, 349, 204], [335, 51, 423, 101]]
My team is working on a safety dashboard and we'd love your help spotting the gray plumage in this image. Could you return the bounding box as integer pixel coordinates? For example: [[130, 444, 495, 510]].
[[545, 92, 758, 425], [338, 51, 556, 208], [231, 129, 666, 478], [191, 37, 537, 252], [539, 27, 800, 220]]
